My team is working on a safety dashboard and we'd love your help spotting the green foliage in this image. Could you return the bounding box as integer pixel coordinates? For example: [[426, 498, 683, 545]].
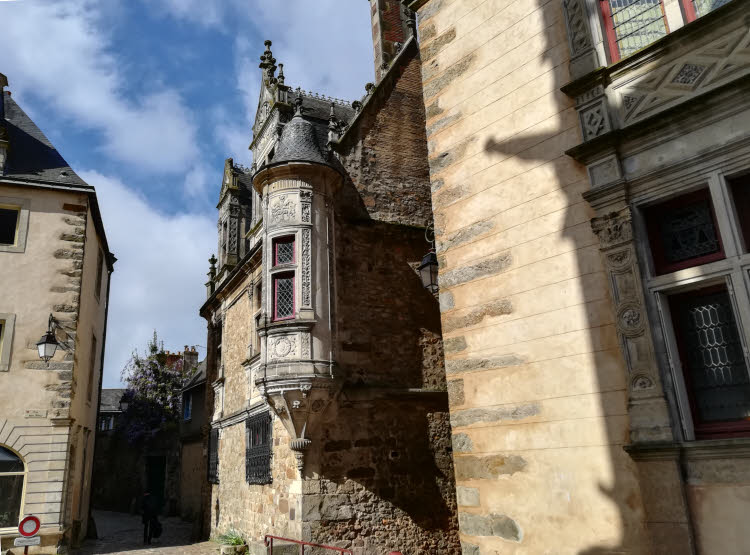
[[217, 529, 246, 545]]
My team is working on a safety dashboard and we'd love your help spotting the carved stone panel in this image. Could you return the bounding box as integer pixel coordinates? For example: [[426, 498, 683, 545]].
[[270, 194, 296, 225], [302, 228, 312, 307], [269, 334, 298, 360], [562, 0, 593, 56]]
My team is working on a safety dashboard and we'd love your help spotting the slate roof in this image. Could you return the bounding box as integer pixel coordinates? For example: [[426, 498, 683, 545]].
[[100, 389, 126, 413], [2, 93, 89, 188], [183, 359, 207, 391], [270, 111, 330, 166]]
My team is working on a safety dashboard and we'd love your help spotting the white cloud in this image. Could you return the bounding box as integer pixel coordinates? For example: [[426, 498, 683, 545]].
[[0, 0, 199, 174], [81, 170, 216, 387]]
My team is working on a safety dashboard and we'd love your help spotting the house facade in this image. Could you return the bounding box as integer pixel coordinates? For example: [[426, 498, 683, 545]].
[[408, 0, 750, 553], [0, 73, 115, 552], [198, 5, 460, 553]]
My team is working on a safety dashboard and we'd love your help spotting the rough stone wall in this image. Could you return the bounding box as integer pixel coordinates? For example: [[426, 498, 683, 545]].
[[337, 45, 432, 229], [222, 278, 253, 416], [211, 418, 300, 543], [333, 220, 445, 390], [305, 403, 459, 554], [413, 0, 650, 553], [179, 440, 203, 521]]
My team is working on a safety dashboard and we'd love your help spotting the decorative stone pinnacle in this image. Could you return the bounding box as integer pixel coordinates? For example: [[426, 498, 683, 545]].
[[277, 63, 285, 85], [294, 96, 304, 116], [365, 82, 374, 95], [209, 255, 217, 277]]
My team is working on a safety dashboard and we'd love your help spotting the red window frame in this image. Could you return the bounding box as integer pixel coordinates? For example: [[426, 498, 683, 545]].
[[273, 272, 295, 321], [600, 0, 669, 63], [669, 284, 750, 439], [273, 236, 295, 266], [645, 188, 725, 275]]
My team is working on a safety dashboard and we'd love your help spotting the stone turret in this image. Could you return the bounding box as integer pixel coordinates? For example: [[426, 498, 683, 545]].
[[253, 97, 344, 473]]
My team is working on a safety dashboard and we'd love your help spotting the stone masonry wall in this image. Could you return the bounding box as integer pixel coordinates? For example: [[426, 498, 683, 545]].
[[211, 418, 300, 544], [304, 402, 459, 554], [333, 219, 445, 391], [413, 0, 650, 553], [337, 44, 432, 229]]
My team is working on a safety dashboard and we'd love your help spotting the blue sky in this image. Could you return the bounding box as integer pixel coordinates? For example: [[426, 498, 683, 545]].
[[0, 0, 374, 386]]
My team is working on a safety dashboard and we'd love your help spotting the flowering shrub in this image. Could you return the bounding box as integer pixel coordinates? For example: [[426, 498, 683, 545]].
[[119, 331, 196, 443]]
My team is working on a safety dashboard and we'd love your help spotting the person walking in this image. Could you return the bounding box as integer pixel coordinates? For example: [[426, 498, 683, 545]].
[[141, 491, 159, 545]]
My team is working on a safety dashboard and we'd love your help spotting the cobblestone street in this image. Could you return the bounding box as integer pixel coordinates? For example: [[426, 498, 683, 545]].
[[71, 511, 219, 555]]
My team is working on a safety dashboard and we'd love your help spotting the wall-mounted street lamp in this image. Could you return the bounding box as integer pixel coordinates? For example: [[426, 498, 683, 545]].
[[418, 222, 439, 294], [36, 314, 59, 365]]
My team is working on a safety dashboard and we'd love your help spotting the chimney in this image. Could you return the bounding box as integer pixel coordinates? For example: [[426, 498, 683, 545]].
[[0, 73, 8, 173], [369, 0, 414, 81], [183, 346, 199, 370]]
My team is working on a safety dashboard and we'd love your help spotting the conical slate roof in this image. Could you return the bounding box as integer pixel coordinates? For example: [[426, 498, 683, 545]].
[[270, 109, 329, 167]]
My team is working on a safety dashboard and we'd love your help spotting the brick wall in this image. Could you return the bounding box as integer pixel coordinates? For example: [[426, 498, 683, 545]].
[[337, 44, 432, 229]]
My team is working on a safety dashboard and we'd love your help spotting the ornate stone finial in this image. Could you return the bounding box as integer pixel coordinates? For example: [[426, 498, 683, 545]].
[[328, 103, 338, 148], [406, 9, 417, 35], [294, 96, 304, 116], [209, 254, 217, 279], [365, 82, 374, 95], [259, 39, 277, 80], [277, 63, 285, 85], [352, 100, 362, 112]]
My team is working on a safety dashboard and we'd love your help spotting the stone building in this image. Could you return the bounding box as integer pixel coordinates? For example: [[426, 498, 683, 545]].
[[407, 0, 750, 553], [198, 5, 459, 553], [179, 356, 207, 527], [0, 73, 115, 553]]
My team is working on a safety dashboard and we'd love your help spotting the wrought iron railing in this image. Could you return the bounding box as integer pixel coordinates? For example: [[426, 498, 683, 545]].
[[264, 535, 354, 554]]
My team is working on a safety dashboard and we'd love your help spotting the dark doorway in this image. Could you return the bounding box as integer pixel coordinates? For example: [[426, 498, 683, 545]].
[[145, 456, 166, 513]]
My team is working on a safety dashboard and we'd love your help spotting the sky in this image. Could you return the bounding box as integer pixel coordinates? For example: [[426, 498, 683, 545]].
[[0, 0, 374, 387]]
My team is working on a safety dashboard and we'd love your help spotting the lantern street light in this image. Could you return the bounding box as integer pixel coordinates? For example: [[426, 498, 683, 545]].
[[418, 249, 439, 294], [36, 314, 59, 366]]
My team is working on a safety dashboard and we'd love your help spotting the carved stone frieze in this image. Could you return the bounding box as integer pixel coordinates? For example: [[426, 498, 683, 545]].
[[562, 0, 593, 56], [301, 333, 311, 358], [615, 25, 750, 125], [580, 101, 611, 141], [591, 208, 633, 249], [270, 194, 296, 224], [302, 228, 312, 307]]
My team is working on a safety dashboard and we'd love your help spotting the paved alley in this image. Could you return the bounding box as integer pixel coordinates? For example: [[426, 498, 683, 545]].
[[71, 511, 219, 555]]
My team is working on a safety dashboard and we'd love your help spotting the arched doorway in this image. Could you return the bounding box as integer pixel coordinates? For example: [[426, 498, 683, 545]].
[[0, 445, 25, 530]]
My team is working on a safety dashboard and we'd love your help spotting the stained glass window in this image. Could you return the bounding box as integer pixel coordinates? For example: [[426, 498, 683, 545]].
[[0, 446, 24, 529], [603, 0, 668, 60], [246, 412, 272, 484], [274, 237, 295, 266], [647, 189, 724, 274], [692, 0, 731, 17], [274, 274, 294, 320], [672, 287, 750, 429]]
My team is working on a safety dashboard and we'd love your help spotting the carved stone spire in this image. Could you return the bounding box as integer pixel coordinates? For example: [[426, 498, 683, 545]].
[[259, 40, 277, 82], [277, 63, 285, 86]]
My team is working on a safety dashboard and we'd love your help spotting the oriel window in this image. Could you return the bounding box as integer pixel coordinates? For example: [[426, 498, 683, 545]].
[[245, 411, 273, 485], [273, 236, 295, 266], [273, 273, 295, 321]]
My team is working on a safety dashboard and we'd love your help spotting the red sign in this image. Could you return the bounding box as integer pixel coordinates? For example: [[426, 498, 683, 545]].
[[18, 515, 40, 537]]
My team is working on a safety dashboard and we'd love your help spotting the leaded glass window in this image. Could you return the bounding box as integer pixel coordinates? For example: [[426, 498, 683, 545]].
[[0, 207, 19, 246], [208, 428, 219, 484], [274, 236, 295, 266], [692, 0, 731, 17], [602, 0, 668, 61], [646, 189, 724, 274], [0, 446, 24, 529], [671, 287, 750, 434], [246, 412, 272, 485], [274, 273, 294, 320]]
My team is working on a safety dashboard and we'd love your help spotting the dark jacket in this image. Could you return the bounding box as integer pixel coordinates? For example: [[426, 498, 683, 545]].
[[141, 494, 159, 523]]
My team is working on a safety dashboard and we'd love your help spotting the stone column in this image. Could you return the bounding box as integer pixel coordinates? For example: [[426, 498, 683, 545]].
[[590, 200, 696, 554]]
